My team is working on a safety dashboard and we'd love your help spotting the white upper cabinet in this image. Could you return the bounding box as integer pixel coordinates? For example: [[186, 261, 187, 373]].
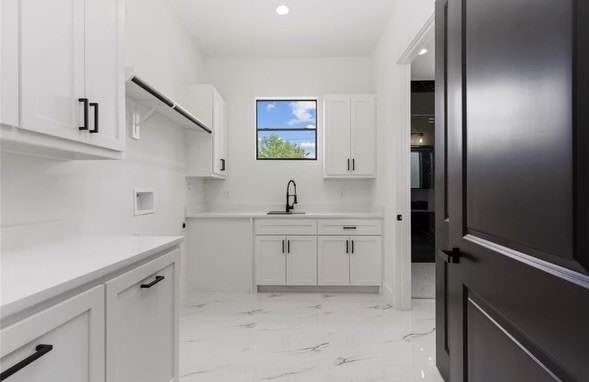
[[185, 85, 228, 178], [1, 0, 125, 159], [324, 94, 376, 178]]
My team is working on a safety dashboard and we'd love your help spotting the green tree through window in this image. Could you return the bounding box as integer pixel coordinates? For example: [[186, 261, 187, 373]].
[[258, 134, 307, 159]]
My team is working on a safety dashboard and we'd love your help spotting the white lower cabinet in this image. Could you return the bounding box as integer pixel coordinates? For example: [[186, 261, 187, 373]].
[[255, 236, 286, 285], [317, 236, 382, 287], [286, 236, 317, 286], [0, 286, 105, 382], [350, 236, 382, 286], [254, 219, 382, 288], [106, 250, 179, 382], [255, 236, 317, 286], [318, 236, 350, 286]]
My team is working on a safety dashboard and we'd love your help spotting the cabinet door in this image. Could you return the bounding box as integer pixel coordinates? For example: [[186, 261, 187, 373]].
[[286, 236, 317, 286], [0, 286, 104, 382], [1, 0, 18, 127], [212, 93, 226, 175], [84, 0, 124, 151], [318, 236, 350, 285], [255, 236, 286, 285], [20, 0, 86, 142], [324, 95, 352, 176], [106, 250, 178, 382], [350, 236, 382, 286], [351, 95, 376, 176]]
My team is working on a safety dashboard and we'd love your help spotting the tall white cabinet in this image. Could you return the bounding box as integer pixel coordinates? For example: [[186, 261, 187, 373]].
[[1, 0, 125, 159], [185, 85, 228, 178], [324, 94, 376, 178]]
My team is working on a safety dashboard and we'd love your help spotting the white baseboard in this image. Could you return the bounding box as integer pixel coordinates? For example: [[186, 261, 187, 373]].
[[382, 283, 394, 304], [257, 285, 380, 294]]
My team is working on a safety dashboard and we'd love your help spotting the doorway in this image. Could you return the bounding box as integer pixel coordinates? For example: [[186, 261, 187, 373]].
[[408, 30, 435, 300]]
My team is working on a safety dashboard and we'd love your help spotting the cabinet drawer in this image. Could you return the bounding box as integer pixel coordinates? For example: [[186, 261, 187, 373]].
[[255, 219, 317, 235], [0, 286, 105, 382], [106, 249, 179, 382], [318, 219, 382, 235]]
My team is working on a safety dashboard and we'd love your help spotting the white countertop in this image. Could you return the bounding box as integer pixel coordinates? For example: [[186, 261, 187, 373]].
[[1, 236, 183, 320], [186, 212, 383, 219]]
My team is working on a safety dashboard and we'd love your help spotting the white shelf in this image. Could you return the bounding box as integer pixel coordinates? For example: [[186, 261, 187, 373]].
[[125, 73, 211, 134]]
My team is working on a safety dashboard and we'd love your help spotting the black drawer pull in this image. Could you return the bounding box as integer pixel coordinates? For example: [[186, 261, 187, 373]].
[[78, 98, 89, 130], [0, 344, 53, 381], [343, 226, 357, 230], [89, 102, 99, 133], [141, 275, 165, 288], [351, 240, 355, 254]]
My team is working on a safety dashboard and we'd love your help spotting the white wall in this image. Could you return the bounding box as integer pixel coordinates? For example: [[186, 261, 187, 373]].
[[191, 57, 377, 213], [371, 0, 435, 309], [0, 0, 205, 299]]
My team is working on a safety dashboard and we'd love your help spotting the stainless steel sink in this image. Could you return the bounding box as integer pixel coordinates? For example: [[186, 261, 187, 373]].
[[266, 211, 306, 215]]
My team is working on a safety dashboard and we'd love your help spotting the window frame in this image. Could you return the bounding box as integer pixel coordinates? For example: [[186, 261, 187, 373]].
[[255, 98, 318, 161]]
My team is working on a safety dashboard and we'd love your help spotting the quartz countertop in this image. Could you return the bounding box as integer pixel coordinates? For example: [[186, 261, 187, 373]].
[[185, 212, 384, 219], [1, 236, 183, 320]]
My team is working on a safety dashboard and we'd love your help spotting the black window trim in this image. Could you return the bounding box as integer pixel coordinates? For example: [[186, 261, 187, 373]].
[[256, 99, 318, 161]]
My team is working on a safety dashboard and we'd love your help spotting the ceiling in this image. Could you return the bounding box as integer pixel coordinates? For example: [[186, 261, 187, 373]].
[[411, 37, 434, 80], [171, 0, 397, 57]]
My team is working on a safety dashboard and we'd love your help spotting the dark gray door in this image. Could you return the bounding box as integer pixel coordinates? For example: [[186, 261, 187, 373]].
[[436, 0, 589, 380]]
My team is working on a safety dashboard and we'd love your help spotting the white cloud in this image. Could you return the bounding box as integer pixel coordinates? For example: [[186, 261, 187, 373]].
[[266, 103, 276, 111], [305, 124, 316, 130], [299, 142, 315, 149], [288, 101, 316, 126]]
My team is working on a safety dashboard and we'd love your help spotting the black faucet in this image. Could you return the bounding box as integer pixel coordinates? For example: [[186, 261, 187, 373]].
[[286, 180, 298, 213]]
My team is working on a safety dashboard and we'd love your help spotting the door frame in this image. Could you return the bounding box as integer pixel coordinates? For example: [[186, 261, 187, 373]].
[[393, 13, 435, 310]]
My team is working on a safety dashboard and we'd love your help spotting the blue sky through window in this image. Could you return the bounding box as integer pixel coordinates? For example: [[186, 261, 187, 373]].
[[257, 100, 317, 159]]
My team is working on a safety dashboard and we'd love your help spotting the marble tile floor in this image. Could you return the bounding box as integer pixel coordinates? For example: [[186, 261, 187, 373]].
[[411, 263, 435, 299], [180, 292, 443, 382]]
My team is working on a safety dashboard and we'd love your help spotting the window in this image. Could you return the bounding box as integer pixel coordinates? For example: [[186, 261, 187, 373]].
[[256, 100, 317, 160]]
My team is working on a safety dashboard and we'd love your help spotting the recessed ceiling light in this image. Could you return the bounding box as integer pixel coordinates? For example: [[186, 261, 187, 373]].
[[418, 48, 428, 56], [276, 5, 289, 15]]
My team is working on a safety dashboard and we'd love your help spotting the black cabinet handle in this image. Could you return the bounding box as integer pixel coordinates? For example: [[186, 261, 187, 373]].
[[282, 240, 285, 254], [347, 159, 350, 171], [89, 102, 99, 133], [78, 98, 89, 130], [346, 240, 349, 254], [352, 159, 356, 171], [0, 344, 53, 381], [141, 275, 165, 288], [351, 240, 355, 254], [220, 159, 226, 171], [343, 226, 357, 230], [287, 240, 290, 254], [439, 248, 461, 264]]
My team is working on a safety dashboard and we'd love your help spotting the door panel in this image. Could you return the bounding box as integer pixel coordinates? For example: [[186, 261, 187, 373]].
[[318, 236, 349, 285], [350, 95, 376, 176], [286, 236, 317, 286], [349, 236, 381, 286], [466, 297, 555, 382], [255, 236, 286, 285], [440, 0, 589, 380], [20, 0, 86, 141], [85, 0, 124, 150], [324, 95, 352, 176], [465, 0, 574, 267]]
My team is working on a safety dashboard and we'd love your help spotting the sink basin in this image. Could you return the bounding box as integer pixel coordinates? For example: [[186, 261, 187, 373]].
[[266, 211, 306, 215]]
